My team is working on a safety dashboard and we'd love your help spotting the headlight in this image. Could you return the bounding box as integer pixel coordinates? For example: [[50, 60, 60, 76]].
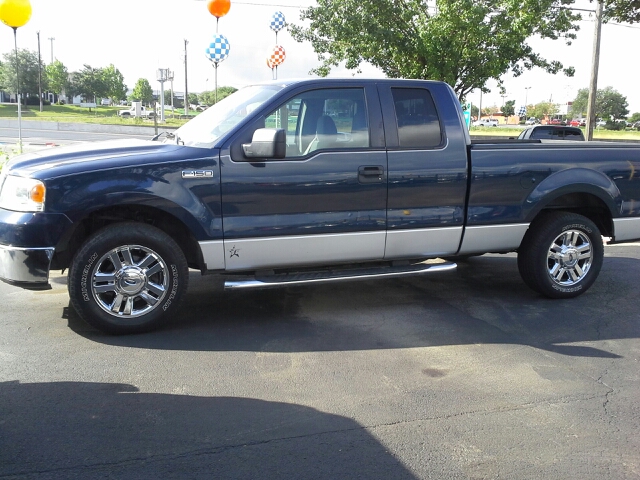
[[0, 175, 46, 212]]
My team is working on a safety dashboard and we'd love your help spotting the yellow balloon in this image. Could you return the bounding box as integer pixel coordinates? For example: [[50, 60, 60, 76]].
[[0, 0, 32, 28]]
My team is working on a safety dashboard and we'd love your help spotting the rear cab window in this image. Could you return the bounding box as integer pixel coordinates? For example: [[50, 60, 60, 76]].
[[390, 88, 443, 148]]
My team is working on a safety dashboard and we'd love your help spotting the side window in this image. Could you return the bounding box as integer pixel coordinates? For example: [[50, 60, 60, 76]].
[[391, 88, 442, 148], [264, 88, 369, 158]]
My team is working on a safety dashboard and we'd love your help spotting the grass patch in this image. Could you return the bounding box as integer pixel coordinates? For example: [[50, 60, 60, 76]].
[[0, 104, 191, 127]]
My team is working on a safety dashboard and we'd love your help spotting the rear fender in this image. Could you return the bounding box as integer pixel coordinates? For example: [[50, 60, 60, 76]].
[[522, 168, 621, 222]]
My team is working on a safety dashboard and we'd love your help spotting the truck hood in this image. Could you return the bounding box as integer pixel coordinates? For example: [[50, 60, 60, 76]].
[[4, 139, 215, 179]]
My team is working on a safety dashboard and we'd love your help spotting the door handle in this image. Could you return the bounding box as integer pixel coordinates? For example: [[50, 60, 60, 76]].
[[358, 165, 384, 184]]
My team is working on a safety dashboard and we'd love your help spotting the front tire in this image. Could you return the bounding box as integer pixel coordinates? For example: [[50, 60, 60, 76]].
[[68, 223, 189, 334], [517, 212, 604, 298]]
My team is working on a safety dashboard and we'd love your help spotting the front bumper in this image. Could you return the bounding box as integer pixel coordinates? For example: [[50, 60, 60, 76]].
[[0, 245, 55, 288], [0, 208, 73, 288]]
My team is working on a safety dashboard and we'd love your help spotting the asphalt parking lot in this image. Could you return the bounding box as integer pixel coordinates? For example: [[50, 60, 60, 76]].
[[1, 246, 639, 479]]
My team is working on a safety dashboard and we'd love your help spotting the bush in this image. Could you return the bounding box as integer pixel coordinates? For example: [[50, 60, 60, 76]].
[[25, 97, 51, 106], [603, 120, 625, 131]]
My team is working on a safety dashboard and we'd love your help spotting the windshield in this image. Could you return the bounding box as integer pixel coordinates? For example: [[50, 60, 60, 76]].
[[173, 85, 283, 147]]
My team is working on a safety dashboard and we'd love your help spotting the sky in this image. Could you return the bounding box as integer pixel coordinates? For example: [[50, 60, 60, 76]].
[[0, 0, 638, 114]]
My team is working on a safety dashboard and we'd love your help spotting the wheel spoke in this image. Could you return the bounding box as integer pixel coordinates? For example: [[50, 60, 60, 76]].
[[111, 293, 124, 313], [146, 282, 165, 297], [120, 247, 134, 266], [574, 264, 584, 278], [123, 296, 134, 315], [138, 253, 156, 269], [549, 263, 561, 277], [146, 263, 163, 277], [139, 291, 159, 306], [94, 284, 116, 294], [568, 268, 579, 282], [108, 252, 123, 271], [553, 267, 566, 281]]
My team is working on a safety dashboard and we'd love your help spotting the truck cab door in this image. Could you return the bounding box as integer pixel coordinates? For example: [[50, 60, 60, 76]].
[[219, 83, 388, 271], [377, 82, 469, 258]]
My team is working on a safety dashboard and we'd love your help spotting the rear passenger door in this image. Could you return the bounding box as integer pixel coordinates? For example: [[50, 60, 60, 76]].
[[378, 82, 469, 258], [220, 83, 388, 271]]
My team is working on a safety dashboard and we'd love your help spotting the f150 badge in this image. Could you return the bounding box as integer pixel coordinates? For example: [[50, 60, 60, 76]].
[[182, 170, 214, 178], [229, 246, 240, 258]]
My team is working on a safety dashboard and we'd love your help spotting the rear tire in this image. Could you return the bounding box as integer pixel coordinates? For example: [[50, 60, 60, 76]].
[[68, 223, 189, 334], [517, 212, 603, 298]]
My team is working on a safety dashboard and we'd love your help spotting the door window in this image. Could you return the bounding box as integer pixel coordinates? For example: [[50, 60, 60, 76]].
[[391, 88, 442, 148], [264, 88, 369, 158]]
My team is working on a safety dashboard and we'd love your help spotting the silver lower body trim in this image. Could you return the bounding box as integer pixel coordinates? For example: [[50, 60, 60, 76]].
[[613, 218, 640, 243], [384, 226, 462, 259], [223, 231, 386, 272], [459, 223, 530, 254], [198, 240, 226, 270], [0, 245, 54, 285]]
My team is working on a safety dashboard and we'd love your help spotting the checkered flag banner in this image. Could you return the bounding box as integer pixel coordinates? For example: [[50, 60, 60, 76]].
[[517, 105, 527, 116], [205, 34, 231, 64], [267, 45, 286, 68], [270, 11, 286, 32]]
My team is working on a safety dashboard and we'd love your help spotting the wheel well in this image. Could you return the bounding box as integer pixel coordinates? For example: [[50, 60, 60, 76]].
[[536, 192, 613, 237], [51, 206, 204, 271]]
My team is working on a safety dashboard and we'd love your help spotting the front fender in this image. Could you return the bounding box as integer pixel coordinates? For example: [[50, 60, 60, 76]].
[[523, 168, 621, 222]]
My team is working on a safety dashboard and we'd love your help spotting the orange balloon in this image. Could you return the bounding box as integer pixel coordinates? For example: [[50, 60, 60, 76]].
[[207, 0, 230, 18]]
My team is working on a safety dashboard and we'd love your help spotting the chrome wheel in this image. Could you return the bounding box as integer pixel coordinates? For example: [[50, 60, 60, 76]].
[[547, 229, 593, 287], [91, 245, 169, 318]]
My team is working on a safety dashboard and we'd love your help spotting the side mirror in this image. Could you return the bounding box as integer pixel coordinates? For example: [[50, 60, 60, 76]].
[[242, 128, 286, 159]]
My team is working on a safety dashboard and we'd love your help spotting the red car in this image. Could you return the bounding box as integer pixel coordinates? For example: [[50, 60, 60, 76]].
[[549, 118, 566, 125], [569, 119, 581, 127]]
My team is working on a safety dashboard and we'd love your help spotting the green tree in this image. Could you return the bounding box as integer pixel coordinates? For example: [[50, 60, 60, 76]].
[[70, 65, 107, 102], [198, 86, 237, 105], [0, 49, 47, 102], [529, 102, 558, 119], [101, 64, 127, 104], [629, 112, 640, 123], [45, 60, 69, 100], [130, 78, 154, 104], [502, 100, 516, 117], [571, 87, 629, 120], [600, 0, 640, 23], [289, 0, 579, 100]]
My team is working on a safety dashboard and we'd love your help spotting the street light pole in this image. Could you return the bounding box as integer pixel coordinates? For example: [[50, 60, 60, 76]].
[[524, 87, 531, 107], [37, 31, 43, 112], [48, 36, 54, 63], [586, 0, 603, 141]]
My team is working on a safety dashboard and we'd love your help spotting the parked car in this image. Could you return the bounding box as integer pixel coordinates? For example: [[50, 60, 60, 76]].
[[2, 77, 640, 334], [517, 125, 585, 141], [633, 121, 640, 131], [568, 119, 582, 127], [118, 105, 155, 119], [548, 118, 566, 126], [524, 117, 539, 125], [473, 118, 499, 127]]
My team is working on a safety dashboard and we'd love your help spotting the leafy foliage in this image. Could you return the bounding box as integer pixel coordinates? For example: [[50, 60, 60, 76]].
[[502, 100, 516, 117], [45, 60, 69, 98], [571, 86, 629, 120], [289, 0, 580, 100], [629, 112, 640, 123], [602, 0, 640, 23], [102, 64, 128, 104], [198, 86, 238, 105], [528, 102, 559, 119], [69, 65, 107, 102], [0, 49, 47, 100], [130, 78, 154, 104]]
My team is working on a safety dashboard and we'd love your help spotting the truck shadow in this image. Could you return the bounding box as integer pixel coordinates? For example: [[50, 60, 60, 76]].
[[66, 253, 640, 359], [0, 380, 415, 479]]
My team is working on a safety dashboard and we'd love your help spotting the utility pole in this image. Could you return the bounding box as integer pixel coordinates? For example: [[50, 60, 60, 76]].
[[48, 37, 54, 63], [37, 31, 43, 112], [586, 1, 603, 141], [184, 39, 189, 117]]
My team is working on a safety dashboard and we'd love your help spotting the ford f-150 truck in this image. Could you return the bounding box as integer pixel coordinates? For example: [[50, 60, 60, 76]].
[[2, 78, 640, 334]]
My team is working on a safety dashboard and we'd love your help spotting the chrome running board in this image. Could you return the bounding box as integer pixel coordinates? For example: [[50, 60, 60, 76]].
[[224, 261, 456, 290]]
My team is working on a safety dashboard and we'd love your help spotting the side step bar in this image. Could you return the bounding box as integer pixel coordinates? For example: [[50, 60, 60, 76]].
[[224, 261, 456, 290]]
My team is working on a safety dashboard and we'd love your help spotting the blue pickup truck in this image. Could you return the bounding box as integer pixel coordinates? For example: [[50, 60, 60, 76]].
[[2, 78, 640, 334]]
